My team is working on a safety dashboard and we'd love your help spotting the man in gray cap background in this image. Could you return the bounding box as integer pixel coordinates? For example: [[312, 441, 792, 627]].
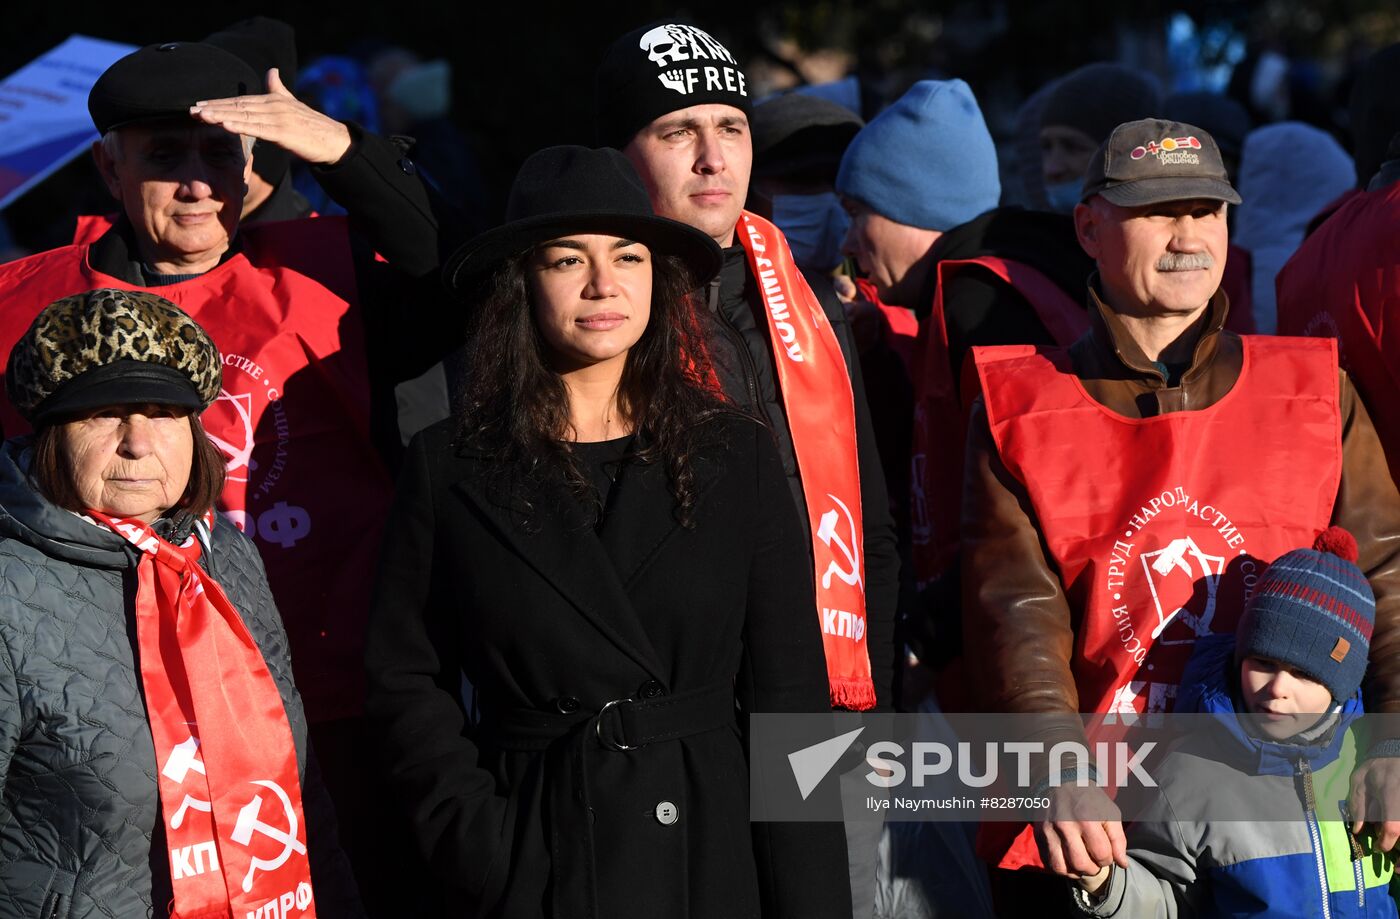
[[959, 117, 1400, 914]]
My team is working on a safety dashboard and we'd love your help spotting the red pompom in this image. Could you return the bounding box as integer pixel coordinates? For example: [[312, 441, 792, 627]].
[[1313, 526, 1359, 563]]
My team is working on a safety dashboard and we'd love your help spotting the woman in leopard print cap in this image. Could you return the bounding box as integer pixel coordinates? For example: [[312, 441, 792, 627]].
[[0, 289, 361, 918]]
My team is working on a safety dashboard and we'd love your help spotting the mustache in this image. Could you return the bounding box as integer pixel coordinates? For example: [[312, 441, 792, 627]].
[[1156, 252, 1215, 271]]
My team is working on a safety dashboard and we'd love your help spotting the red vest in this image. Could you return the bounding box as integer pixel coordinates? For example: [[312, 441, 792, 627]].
[[973, 335, 1341, 868], [0, 219, 393, 722], [1278, 181, 1400, 483], [909, 257, 1087, 586], [72, 214, 114, 248], [855, 277, 918, 377]]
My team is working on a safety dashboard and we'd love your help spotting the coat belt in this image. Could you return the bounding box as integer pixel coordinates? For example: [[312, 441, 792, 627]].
[[486, 681, 737, 918], [492, 680, 736, 752]]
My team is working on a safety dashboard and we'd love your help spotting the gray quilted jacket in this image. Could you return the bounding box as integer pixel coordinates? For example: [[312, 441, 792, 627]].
[[0, 440, 363, 918]]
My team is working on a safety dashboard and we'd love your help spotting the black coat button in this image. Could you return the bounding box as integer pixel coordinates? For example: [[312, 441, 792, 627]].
[[398, 157, 417, 176], [555, 696, 580, 714], [639, 680, 664, 699]]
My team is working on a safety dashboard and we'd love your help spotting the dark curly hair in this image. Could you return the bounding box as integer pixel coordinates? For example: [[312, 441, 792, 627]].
[[455, 247, 730, 527]]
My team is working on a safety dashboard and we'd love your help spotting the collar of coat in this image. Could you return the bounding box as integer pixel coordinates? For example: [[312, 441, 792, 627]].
[[88, 215, 245, 286], [1084, 274, 1232, 387], [449, 424, 730, 682]]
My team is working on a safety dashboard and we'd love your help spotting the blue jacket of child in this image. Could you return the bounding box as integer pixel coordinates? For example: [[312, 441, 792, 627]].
[[1071, 634, 1396, 918]]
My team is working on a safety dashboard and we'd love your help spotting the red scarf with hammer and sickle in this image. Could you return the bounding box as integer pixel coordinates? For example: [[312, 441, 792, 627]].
[[737, 211, 875, 710], [86, 509, 317, 918]]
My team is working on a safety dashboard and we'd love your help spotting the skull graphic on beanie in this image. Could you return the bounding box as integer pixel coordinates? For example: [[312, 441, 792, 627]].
[[594, 22, 752, 149]]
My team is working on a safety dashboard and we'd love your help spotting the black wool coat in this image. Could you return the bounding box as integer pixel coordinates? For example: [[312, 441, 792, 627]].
[[366, 414, 852, 919]]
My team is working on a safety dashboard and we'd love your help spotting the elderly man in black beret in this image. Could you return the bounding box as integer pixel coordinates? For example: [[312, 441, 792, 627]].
[[0, 37, 459, 913]]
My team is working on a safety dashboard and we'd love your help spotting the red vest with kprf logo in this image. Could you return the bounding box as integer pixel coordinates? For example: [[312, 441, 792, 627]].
[[909, 257, 1088, 586], [973, 335, 1341, 868], [0, 218, 392, 723]]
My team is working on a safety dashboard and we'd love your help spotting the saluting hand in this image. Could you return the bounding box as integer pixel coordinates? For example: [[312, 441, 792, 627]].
[[188, 68, 352, 166]]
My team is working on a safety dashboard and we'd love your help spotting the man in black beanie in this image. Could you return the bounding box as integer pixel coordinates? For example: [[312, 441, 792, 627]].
[[595, 21, 898, 919], [1039, 63, 1161, 215]]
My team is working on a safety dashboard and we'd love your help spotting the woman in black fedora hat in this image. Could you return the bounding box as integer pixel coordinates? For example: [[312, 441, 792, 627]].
[[366, 145, 852, 918]]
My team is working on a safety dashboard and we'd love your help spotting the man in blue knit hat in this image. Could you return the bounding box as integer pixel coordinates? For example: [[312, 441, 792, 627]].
[[1070, 528, 1398, 917], [834, 78, 1093, 708]]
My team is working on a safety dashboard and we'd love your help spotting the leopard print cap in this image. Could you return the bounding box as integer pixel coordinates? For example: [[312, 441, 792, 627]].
[[7, 289, 221, 421]]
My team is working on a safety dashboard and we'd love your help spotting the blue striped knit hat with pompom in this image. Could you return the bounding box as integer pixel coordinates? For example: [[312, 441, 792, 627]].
[[1236, 527, 1374, 702]]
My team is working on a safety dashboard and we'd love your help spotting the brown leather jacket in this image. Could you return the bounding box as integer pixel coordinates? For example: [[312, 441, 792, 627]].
[[961, 281, 1400, 745]]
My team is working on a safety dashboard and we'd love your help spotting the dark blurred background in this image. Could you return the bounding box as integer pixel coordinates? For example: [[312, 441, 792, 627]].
[[5, 0, 1400, 252]]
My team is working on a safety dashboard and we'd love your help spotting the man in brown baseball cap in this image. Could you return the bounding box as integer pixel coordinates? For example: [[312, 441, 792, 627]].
[[958, 118, 1400, 916]]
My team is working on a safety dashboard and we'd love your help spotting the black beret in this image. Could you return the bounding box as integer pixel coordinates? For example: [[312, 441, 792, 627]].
[[88, 41, 261, 134]]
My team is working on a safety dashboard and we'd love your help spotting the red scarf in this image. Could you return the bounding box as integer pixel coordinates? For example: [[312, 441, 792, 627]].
[[87, 509, 318, 919], [737, 211, 875, 710]]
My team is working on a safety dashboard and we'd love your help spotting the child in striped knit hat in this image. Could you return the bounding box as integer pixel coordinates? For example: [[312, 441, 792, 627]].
[[1070, 527, 1398, 918]]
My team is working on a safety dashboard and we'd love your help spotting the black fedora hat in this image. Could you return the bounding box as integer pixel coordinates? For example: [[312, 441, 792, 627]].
[[444, 145, 723, 291]]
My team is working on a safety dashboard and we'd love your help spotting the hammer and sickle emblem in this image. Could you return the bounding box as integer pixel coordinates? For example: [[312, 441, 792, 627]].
[[231, 780, 306, 892], [1143, 536, 1224, 641], [206, 389, 258, 482], [816, 494, 862, 590], [161, 736, 213, 829]]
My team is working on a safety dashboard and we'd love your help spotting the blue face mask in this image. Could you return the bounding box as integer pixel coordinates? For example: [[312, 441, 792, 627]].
[[771, 192, 850, 272], [1044, 179, 1082, 214]]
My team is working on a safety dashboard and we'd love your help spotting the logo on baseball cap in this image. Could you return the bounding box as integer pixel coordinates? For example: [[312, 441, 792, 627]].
[[1080, 118, 1242, 207]]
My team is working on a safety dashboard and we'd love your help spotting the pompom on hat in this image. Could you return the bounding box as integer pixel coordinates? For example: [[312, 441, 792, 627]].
[[1236, 526, 1374, 703], [6, 289, 222, 425]]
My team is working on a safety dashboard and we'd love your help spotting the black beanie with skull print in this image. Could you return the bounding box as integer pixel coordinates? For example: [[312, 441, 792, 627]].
[[594, 21, 752, 150]]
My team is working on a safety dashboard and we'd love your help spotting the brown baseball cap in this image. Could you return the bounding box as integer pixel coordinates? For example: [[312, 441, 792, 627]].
[[1080, 117, 1242, 207]]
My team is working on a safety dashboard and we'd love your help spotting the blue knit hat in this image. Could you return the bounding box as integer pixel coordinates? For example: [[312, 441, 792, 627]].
[[1236, 527, 1374, 702], [835, 79, 1000, 232]]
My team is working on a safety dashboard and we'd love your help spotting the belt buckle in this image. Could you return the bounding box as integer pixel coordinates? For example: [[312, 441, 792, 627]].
[[596, 697, 639, 751]]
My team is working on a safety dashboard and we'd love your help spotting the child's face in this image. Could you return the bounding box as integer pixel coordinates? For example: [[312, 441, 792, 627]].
[[1239, 656, 1334, 739]]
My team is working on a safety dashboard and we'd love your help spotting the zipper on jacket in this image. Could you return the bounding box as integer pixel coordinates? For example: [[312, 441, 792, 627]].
[[42, 890, 63, 919], [1299, 759, 1333, 919], [1340, 801, 1367, 908], [1353, 856, 1366, 909], [708, 276, 767, 420]]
